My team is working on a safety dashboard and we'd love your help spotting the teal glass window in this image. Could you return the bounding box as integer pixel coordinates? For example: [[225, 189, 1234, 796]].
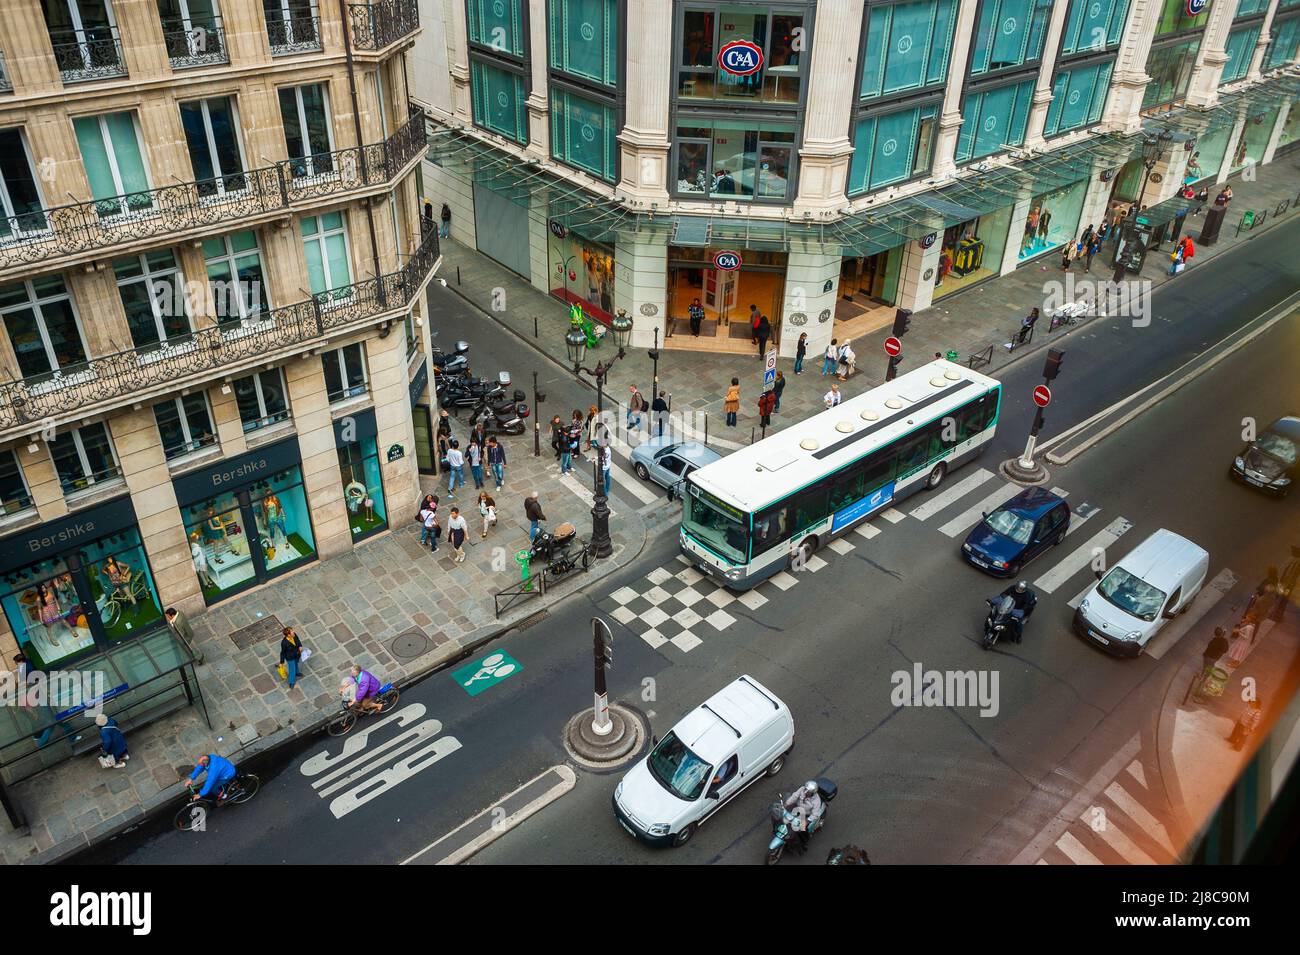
[[550, 87, 617, 182], [1265, 16, 1300, 70], [1044, 60, 1112, 137], [859, 0, 957, 100], [549, 0, 618, 87], [673, 120, 796, 201], [468, 0, 525, 57], [1280, 0, 1300, 11], [969, 0, 1052, 75], [1143, 37, 1201, 107], [1059, 0, 1131, 55], [847, 104, 937, 195], [73, 112, 152, 218], [470, 59, 529, 144], [956, 79, 1034, 163], [1235, 0, 1270, 17], [1154, 0, 1208, 37], [1221, 25, 1261, 83]]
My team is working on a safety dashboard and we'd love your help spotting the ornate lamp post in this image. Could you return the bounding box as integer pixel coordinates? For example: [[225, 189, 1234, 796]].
[[565, 309, 634, 558]]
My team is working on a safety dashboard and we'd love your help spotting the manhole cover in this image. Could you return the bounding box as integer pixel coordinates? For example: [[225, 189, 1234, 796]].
[[390, 628, 432, 660], [229, 614, 284, 651]]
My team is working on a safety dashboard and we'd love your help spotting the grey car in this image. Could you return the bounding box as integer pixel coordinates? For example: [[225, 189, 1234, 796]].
[[629, 438, 721, 495]]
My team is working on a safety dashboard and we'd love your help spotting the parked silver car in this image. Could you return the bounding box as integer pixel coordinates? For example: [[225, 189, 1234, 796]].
[[629, 438, 721, 495]]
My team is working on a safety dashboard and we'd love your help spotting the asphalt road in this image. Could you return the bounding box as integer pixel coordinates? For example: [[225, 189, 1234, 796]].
[[69, 216, 1300, 865]]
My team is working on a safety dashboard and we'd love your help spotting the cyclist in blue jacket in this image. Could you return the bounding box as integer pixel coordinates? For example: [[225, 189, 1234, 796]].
[[189, 753, 237, 801]]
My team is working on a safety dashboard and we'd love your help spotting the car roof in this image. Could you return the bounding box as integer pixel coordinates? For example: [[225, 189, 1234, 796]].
[[1264, 417, 1300, 441], [995, 486, 1066, 521], [1114, 529, 1208, 589], [673, 443, 721, 465], [672, 675, 785, 763]]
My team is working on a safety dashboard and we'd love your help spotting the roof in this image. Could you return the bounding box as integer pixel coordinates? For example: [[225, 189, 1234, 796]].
[[1115, 529, 1208, 589], [999, 486, 1067, 521], [674, 676, 784, 763], [689, 359, 1001, 512], [1266, 417, 1300, 441]]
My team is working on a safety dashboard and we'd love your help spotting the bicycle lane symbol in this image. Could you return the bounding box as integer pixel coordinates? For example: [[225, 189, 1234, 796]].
[[300, 703, 463, 819], [452, 651, 522, 697]]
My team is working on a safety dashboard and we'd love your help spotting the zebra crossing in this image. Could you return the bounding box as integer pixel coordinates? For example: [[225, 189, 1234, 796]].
[[599, 464, 1229, 660]]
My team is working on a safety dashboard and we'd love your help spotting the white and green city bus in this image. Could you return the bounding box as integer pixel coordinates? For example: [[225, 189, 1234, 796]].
[[680, 359, 1002, 588]]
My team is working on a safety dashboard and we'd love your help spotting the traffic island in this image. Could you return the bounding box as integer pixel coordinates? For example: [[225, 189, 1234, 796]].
[[1000, 456, 1050, 486], [564, 704, 647, 770]]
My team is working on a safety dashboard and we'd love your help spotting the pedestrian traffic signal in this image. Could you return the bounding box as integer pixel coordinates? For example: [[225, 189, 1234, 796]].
[[892, 308, 913, 337], [1043, 348, 1065, 381]]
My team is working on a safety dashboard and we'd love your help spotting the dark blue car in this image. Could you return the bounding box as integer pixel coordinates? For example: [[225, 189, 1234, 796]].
[[961, 486, 1071, 577]]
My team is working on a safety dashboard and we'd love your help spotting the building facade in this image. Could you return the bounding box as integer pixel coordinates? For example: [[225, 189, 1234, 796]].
[[413, 0, 1298, 358], [0, 0, 436, 748]]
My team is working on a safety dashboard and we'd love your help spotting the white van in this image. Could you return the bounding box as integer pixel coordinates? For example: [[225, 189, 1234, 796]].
[[613, 675, 794, 847], [1073, 529, 1209, 658]]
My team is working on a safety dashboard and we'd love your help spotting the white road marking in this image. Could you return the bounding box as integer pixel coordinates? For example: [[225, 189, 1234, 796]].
[[854, 522, 881, 540], [1066, 581, 1093, 610], [1033, 517, 1133, 594], [1126, 760, 1147, 789], [907, 468, 995, 521], [557, 470, 615, 516], [1087, 807, 1158, 864], [1104, 782, 1176, 855], [1055, 831, 1104, 865], [1065, 507, 1099, 537], [828, 538, 855, 555], [1049, 487, 1070, 499], [881, 508, 907, 523], [770, 571, 799, 590], [1143, 567, 1238, 660], [938, 482, 1023, 538]]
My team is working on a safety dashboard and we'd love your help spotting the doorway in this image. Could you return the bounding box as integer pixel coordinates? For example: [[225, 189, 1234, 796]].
[[666, 248, 787, 353]]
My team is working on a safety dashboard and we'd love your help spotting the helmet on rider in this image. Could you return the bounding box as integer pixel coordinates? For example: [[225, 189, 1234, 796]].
[[1015, 580, 1028, 593], [803, 780, 819, 796]]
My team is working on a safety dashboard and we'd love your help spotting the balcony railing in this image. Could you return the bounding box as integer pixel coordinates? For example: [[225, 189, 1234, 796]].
[[50, 26, 127, 84], [0, 52, 12, 93], [266, 14, 323, 55], [347, 0, 420, 50], [0, 226, 440, 433], [161, 16, 230, 70], [0, 104, 428, 272]]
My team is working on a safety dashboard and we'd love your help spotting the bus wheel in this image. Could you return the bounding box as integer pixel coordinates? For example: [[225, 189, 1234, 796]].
[[793, 537, 817, 569], [926, 463, 947, 490]]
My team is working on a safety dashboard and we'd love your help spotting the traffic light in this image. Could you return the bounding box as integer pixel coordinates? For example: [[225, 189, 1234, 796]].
[[886, 354, 904, 381], [1043, 348, 1065, 381], [594, 621, 613, 670], [892, 308, 913, 337]]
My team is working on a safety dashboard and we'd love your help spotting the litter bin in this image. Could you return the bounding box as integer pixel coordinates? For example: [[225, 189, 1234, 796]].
[[515, 549, 534, 592]]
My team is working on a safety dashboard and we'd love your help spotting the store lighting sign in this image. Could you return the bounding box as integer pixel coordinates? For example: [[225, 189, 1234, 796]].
[[713, 250, 743, 271], [718, 40, 764, 76], [1186, 0, 1208, 15]]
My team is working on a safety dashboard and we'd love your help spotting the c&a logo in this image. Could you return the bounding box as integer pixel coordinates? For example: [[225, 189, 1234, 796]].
[[1186, 0, 1208, 15], [718, 39, 764, 76]]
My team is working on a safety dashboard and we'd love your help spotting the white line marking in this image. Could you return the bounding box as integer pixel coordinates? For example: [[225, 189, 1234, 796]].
[[1104, 782, 1176, 855], [1125, 760, 1147, 789], [1067, 581, 1093, 610], [907, 468, 995, 521], [1143, 567, 1238, 660], [1088, 808, 1158, 864], [557, 470, 616, 516], [1055, 831, 1105, 865], [828, 538, 855, 555], [1049, 487, 1070, 499], [854, 522, 881, 540], [1033, 517, 1133, 594], [881, 508, 907, 524], [1065, 507, 1099, 537], [938, 481, 1023, 538]]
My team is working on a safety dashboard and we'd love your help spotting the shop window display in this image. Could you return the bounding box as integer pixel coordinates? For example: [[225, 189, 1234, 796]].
[[253, 469, 315, 574], [338, 436, 387, 541], [1276, 106, 1300, 152], [1228, 108, 1280, 173], [677, 5, 805, 105], [933, 205, 1012, 301], [183, 489, 255, 601], [1017, 180, 1088, 262], [548, 230, 616, 323]]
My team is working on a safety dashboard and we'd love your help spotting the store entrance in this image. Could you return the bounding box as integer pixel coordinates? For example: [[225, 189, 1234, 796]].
[[666, 248, 787, 353], [836, 248, 900, 337]]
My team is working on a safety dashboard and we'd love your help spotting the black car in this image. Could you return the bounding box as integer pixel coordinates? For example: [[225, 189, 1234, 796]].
[[961, 486, 1071, 577], [1229, 416, 1298, 497]]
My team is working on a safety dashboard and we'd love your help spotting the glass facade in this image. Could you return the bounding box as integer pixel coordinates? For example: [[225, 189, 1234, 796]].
[[847, 103, 937, 195], [470, 59, 529, 143], [1188, 122, 1232, 182], [1222, 25, 1261, 84], [338, 436, 387, 542], [550, 87, 618, 182], [968, 0, 1052, 76], [1143, 37, 1201, 108], [1153, 0, 1209, 37], [468, 0, 525, 57], [1265, 16, 1300, 71], [0, 450, 33, 516], [678, 4, 807, 105], [549, 0, 618, 87], [1017, 179, 1088, 261], [955, 78, 1034, 163], [1228, 108, 1280, 173], [548, 229, 616, 321], [859, 0, 956, 100], [675, 119, 796, 200], [933, 205, 1012, 300], [1059, 0, 1131, 55], [1277, 105, 1300, 151], [1235, 0, 1269, 16], [1044, 60, 1112, 137]]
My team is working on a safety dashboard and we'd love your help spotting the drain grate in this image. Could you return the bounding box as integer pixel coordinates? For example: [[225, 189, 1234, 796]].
[[229, 614, 284, 651], [390, 628, 432, 660]]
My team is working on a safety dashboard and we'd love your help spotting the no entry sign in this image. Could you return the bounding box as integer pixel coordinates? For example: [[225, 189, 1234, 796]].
[[883, 336, 902, 357], [1033, 385, 1052, 407]]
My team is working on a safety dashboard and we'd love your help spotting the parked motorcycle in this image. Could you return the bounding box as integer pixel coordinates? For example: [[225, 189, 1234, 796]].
[[469, 390, 529, 436], [767, 779, 836, 865], [438, 372, 513, 410], [430, 340, 469, 374]]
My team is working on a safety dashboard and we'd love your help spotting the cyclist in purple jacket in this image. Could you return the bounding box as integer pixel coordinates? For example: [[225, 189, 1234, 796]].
[[350, 664, 383, 715]]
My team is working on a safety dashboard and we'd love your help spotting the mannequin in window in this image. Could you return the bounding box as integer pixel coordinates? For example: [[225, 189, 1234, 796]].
[[33, 581, 73, 647], [263, 493, 287, 548], [103, 556, 136, 608], [190, 530, 215, 589], [346, 480, 374, 521], [203, 505, 228, 564]]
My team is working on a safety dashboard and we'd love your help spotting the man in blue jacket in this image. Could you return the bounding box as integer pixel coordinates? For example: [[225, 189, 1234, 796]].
[[95, 713, 128, 767], [189, 753, 237, 801]]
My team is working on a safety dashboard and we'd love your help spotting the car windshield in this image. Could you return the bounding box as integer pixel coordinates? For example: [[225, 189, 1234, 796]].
[[985, 509, 1034, 545], [1097, 567, 1167, 622], [646, 731, 712, 802], [683, 484, 748, 564], [1255, 432, 1298, 466]]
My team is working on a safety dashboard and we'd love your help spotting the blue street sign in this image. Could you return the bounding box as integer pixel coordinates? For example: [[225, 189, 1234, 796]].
[[763, 368, 776, 386]]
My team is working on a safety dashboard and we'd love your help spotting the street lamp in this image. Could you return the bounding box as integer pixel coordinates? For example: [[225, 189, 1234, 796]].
[[566, 309, 634, 560], [1133, 130, 1173, 223]]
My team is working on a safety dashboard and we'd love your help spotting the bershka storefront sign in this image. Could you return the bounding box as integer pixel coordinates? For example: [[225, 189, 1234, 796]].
[[0, 495, 138, 574], [172, 435, 302, 505]]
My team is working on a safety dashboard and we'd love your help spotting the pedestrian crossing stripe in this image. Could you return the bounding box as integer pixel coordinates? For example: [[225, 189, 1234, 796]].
[[1033, 517, 1132, 594], [938, 481, 1023, 538]]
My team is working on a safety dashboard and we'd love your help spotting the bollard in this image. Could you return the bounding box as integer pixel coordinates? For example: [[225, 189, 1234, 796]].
[[704, 413, 708, 446], [456, 266, 461, 285], [534, 315, 539, 338], [516, 549, 533, 592]]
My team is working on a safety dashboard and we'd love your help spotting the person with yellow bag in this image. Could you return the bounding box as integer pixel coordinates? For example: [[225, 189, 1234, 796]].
[[278, 626, 308, 689]]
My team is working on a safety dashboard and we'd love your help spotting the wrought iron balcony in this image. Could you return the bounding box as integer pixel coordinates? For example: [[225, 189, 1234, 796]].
[[347, 0, 420, 51], [0, 52, 12, 93], [50, 26, 127, 84], [161, 16, 230, 70], [0, 104, 428, 273], [266, 14, 323, 55], [0, 226, 440, 435]]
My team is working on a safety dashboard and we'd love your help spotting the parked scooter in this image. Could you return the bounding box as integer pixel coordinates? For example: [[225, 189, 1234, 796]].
[[469, 389, 529, 436], [438, 371, 513, 410], [430, 340, 469, 374], [767, 779, 836, 865]]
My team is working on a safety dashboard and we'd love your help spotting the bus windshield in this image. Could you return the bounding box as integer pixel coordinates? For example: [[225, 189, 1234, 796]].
[[683, 484, 748, 564]]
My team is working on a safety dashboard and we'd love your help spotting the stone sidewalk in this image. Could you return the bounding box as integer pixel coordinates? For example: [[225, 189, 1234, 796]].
[[437, 157, 1300, 442], [2, 417, 648, 864]]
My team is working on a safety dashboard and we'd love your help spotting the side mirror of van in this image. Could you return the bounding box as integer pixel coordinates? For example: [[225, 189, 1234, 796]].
[[1094, 568, 1103, 580], [651, 734, 659, 748], [706, 790, 720, 800]]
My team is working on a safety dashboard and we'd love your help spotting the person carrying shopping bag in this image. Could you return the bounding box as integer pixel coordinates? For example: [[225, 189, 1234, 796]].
[[279, 626, 309, 689], [478, 491, 498, 539]]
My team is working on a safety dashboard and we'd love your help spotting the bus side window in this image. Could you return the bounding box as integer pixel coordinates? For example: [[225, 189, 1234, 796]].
[[957, 396, 989, 442], [752, 504, 790, 557], [896, 430, 929, 477], [828, 463, 865, 513], [862, 449, 894, 492], [792, 481, 830, 531]]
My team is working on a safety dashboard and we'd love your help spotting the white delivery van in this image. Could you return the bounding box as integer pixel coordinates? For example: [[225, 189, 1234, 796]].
[[1073, 528, 1209, 658], [613, 675, 794, 847]]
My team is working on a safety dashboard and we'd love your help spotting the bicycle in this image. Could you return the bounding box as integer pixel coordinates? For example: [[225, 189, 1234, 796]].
[[326, 683, 400, 737], [99, 574, 148, 628], [173, 772, 260, 831]]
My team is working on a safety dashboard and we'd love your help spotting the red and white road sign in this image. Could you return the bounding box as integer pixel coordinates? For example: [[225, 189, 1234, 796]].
[[1033, 385, 1052, 407], [883, 337, 902, 357]]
